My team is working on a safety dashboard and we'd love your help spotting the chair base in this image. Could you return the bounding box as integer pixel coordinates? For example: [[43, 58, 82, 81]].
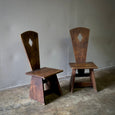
[[70, 69, 97, 93], [30, 75, 62, 105]]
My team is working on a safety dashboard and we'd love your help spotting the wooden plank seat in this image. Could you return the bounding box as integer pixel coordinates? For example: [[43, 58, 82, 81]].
[[21, 31, 63, 105], [69, 62, 98, 69], [26, 67, 63, 78]]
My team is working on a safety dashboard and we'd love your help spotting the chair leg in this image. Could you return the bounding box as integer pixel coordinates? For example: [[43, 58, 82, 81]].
[[47, 74, 62, 96], [70, 69, 76, 93], [30, 76, 45, 105], [90, 69, 97, 92]]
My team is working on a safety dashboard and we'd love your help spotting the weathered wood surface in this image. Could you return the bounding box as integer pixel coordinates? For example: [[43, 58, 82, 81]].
[[21, 31, 40, 70], [69, 62, 98, 69], [26, 67, 63, 78], [69, 27, 97, 92], [30, 77, 45, 104], [21, 31, 63, 104], [70, 27, 89, 63]]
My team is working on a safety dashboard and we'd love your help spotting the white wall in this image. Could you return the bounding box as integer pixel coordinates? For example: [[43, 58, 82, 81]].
[[0, 0, 115, 90], [0, 0, 71, 90]]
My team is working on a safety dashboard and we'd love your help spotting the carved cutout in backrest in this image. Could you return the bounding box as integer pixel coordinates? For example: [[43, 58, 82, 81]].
[[70, 27, 90, 64], [21, 31, 40, 70]]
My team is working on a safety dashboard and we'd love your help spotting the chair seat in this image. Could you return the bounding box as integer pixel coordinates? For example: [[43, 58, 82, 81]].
[[26, 67, 63, 78], [69, 62, 98, 69]]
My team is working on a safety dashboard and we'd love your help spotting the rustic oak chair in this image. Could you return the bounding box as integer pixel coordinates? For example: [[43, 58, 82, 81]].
[[21, 31, 63, 105], [69, 27, 98, 93]]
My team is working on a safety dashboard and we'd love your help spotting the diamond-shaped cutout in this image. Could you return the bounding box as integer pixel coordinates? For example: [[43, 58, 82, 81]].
[[29, 38, 33, 47], [78, 33, 83, 42]]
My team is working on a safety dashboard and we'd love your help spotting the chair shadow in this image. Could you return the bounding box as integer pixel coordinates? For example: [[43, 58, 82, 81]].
[[45, 83, 71, 104], [45, 93, 60, 104], [96, 68, 115, 91], [44, 80, 71, 104], [45, 68, 115, 104], [60, 80, 84, 95]]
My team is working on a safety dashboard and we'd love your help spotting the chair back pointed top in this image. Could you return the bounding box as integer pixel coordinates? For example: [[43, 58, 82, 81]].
[[21, 31, 40, 70], [70, 27, 90, 64]]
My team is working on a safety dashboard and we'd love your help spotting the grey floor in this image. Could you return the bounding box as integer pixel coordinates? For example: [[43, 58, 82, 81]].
[[0, 67, 115, 115]]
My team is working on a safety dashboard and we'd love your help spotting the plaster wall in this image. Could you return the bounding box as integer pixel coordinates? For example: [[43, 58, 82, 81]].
[[0, 0, 71, 90], [0, 0, 115, 90]]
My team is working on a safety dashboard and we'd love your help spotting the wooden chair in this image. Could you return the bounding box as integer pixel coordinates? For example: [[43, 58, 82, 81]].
[[21, 31, 63, 105], [69, 27, 98, 93]]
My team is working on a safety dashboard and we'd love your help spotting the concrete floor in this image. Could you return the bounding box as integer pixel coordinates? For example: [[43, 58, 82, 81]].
[[0, 67, 115, 115]]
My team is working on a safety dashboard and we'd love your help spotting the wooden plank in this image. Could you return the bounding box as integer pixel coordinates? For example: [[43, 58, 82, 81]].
[[75, 82, 92, 88], [30, 77, 45, 104], [76, 73, 90, 77], [21, 31, 40, 70], [70, 69, 76, 93], [90, 69, 97, 92], [26, 67, 63, 78], [69, 62, 98, 69], [70, 27, 89, 63]]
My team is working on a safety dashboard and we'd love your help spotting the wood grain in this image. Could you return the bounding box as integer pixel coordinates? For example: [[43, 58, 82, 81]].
[[21, 31, 63, 104], [70, 69, 76, 93], [30, 77, 45, 104], [69, 62, 98, 69], [90, 69, 97, 92], [21, 31, 40, 70], [69, 27, 97, 92], [26, 67, 63, 78], [70, 27, 89, 63]]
